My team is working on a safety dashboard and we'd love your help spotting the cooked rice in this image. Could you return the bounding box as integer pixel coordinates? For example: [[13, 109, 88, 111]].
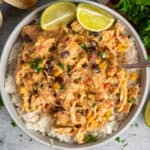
[[5, 20, 139, 144]]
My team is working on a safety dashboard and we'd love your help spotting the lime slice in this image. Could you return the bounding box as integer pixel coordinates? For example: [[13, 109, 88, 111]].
[[77, 3, 115, 32], [145, 101, 150, 127], [41, 2, 76, 30]]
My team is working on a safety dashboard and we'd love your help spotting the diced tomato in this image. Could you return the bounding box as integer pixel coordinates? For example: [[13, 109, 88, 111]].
[[103, 83, 111, 89]]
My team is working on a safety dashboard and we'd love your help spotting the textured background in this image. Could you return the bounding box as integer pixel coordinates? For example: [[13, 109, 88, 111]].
[[0, 0, 150, 150]]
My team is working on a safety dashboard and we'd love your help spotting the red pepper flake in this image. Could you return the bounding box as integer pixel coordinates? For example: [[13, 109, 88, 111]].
[[103, 83, 111, 89], [44, 103, 49, 109], [84, 74, 92, 83]]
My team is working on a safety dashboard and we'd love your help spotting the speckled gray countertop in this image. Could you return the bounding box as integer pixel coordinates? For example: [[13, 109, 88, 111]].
[[0, 0, 150, 150]]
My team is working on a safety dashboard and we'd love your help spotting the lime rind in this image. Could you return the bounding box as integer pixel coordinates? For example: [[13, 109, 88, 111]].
[[77, 3, 115, 32], [41, 2, 76, 30], [145, 101, 150, 127]]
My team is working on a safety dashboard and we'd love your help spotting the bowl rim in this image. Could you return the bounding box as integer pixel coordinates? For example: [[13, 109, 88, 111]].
[[0, 0, 149, 149]]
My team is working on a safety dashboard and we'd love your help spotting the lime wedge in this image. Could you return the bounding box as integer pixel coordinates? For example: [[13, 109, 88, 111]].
[[77, 3, 115, 32], [41, 2, 76, 30], [145, 101, 150, 127]]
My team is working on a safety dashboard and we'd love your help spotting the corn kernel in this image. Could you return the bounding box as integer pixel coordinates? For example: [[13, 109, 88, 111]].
[[53, 70, 61, 77], [105, 111, 112, 118], [53, 82, 60, 90], [87, 94, 94, 99], [117, 43, 125, 52], [23, 63, 29, 69], [19, 86, 27, 94], [99, 61, 107, 69], [97, 58, 102, 64], [90, 121, 98, 128], [84, 85, 89, 92], [22, 102, 30, 112], [130, 72, 138, 81]]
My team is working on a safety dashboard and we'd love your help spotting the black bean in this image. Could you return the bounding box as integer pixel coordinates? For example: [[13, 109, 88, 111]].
[[55, 76, 63, 84], [22, 35, 32, 42], [93, 32, 99, 36], [46, 59, 51, 65], [88, 40, 97, 53], [82, 63, 88, 68], [89, 40, 97, 48], [75, 124, 81, 128], [92, 64, 100, 73], [81, 109, 88, 116], [47, 64, 53, 74], [88, 47, 97, 53], [33, 90, 38, 94], [60, 51, 70, 58], [52, 106, 64, 113]]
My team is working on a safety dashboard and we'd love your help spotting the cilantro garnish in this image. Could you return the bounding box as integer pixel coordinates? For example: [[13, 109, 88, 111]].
[[84, 134, 97, 143]]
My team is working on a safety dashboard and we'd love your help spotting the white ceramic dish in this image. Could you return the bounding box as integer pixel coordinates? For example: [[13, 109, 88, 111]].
[[0, 0, 149, 149]]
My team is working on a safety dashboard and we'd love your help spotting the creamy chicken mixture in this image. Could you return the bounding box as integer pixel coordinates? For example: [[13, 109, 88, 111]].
[[15, 20, 139, 144]]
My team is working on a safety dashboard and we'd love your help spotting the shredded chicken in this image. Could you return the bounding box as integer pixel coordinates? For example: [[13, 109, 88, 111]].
[[15, 20, 139, 144]]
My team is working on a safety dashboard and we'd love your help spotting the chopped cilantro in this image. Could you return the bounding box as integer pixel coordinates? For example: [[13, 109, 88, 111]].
[[0, 97, 4, 110], [84, 134, 97, 143], [98, 51, 105, 58], [80, 44, 89, 52], [89, 31, 94, 35], [57, 62, 64, 70], [98, 35, 103, 41], [92, 101, 97, 107], [50, 56, 56, 61], [135, 123, 139, 127], [29, 58, 43, 73], [121, 139, 126, 143], [115, 136, 120, 143], [76, 77, 82, 81], [36, 67, 43, 73], [48, 47, 55, 52], [11, 120, 17, 128], [123, 143, 128, 147], [114, 0, 150, 49], [128, 97, 136, 104], [67, 64, 72, 71], [60, 84, 65, 90]]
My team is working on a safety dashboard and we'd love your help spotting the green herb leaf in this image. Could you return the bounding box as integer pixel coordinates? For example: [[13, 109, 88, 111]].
[[84, 134, 97, 143], [89, 31, 94, 35], [60, 84, 65, 90], [136, 0, 150, 6], [121, 139, 126, 143], [67, 64, 72, 71], [98, 35, 103, 41], [36, 67, 43, 73], [0, 96, 4, 110], [114, 0, 150, 49], [98, 51, 105, 58], [57, 62, 64, 70], [11, 120, 17, 128], [50, 56, 56, 61], [75, 77, 82, 81], [80, 44, 89, 52], [48, 47, 55, 52], [115, 136, 120, 143], [128, 97, 136, 104], [92, 101, 97, 107], [148, 55, 150, 61], [135, 123, 139, 127], [29, 58, 43, 73]]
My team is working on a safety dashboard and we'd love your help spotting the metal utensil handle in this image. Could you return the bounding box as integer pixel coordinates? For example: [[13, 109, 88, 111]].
[[123, 61, 150, 69]]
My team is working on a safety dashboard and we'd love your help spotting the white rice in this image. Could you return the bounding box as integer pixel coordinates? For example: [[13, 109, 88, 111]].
[[4, 35, 139, 144]]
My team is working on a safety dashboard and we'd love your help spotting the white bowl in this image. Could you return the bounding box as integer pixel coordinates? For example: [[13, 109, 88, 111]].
[[0, 0, 149, 149]]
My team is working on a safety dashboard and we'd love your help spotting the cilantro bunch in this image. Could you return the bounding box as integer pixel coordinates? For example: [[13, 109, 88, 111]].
[[113, 0, 150, 51]]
